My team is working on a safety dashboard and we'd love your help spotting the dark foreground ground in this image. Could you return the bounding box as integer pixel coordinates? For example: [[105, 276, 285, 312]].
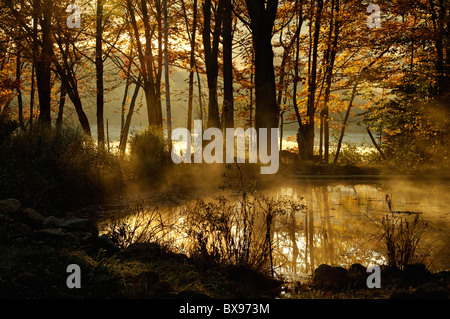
[[1, 198, 449, 300]]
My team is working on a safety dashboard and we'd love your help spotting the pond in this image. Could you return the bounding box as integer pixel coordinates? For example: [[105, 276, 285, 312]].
[[97, 177, 450, 281]]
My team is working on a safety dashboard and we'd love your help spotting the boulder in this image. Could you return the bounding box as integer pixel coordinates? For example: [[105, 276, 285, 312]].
[[138, 271, 160, 285], [95, 234, 120, 254], [75, 232, 95, 244], [43, 216, 65, 228], [403, 263, 432, 287], [14, 223, 33, 236], [313, 264, 349, 290], [34, 227, 71, 240], [0, 198, 22, 215], [177, 289, 211, 299], [60, 218, 99, 237], [119, 242, 161, 260], [389, 289, 414, 299], [152, 280, 172, 293], [18, 208, 45, 229], [348, 263, 367, 289], [33, 228, 82, 246], [413, 283, 449, 299]]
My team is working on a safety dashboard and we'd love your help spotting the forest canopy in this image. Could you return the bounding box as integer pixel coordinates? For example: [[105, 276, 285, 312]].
[[0, 0, 448, 169]]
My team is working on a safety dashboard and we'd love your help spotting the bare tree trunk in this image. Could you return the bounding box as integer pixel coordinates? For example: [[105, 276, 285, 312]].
[[322, 0, 340, 163], [245, 0, 279, 153], [36, 0, 53, 130], [222, 0, 234, 129], [29, 63, 35, 130], [56, 82, 66, 132], [333, 47, 390, 164], [202, 0, 223, 129], [163, 0, 172, 145], [366, 127, 386, 160], [96, 0, 105, 147], [292, 0, 305, 158], [120, 82, 141, 154], [301, 0, 323, 161], [15, 47, 24, 130], [249, 50, 254, 127], [182, 0, 198, 132]]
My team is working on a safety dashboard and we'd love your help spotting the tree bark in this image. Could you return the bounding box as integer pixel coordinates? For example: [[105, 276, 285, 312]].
[[96, 0, 105, 146], [36, 0, 53, 129], [202, 0, 223, 129], [245, 0, 279, 139], [222, 0, 234, 129], [56, 82, 66, 132], [322, 0, 340, 163], [299, 0, 323, 161], [182, 0, 198, 132], [163, 0, 172, 144], [15, 46, 24, 130], [119, 82, 141, 154]]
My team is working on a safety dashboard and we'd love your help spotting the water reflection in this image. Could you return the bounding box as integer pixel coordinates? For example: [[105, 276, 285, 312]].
[[99, 180, 450, 281], [269, 181, 449, 280]]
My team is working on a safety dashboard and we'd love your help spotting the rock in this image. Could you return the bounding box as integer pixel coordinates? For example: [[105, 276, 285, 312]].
[[153, 280, 172, 293], [349, 263, 366, 275], [177, 289, 211, 299], [61, 218, 99, 237], [433, 271, 450, 287], [18, 208, 45, 229], [138, 271, 160, 285], [313, 264, 349, 290], [75, 232, 94, 244], [34, 227, 71, 240], [43, 216, 65, 228], [119, 242, 161, 260], [0, 198, 22, 215], [164, 252, 189, 262], [389, 289, 414, 299], [348, 263, 367, 289], [95, 234, 120, 254], [413, 283, 449, 299], [15, 271, 40, 288], [403, 263, 432, 287], [14, 223, 33, 236]]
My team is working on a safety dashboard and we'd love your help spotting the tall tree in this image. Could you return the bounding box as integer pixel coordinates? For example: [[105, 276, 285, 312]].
[[222, 0, 234, 129], [245, 0, 279, 149], [96, 0, 105, 146], [181, 0, 198, 132], [35, 0, 53, 129], [202, 0, 223, 129], [126, 0, 163, 127], [163, 0, 172, 144], [298, 0, 323, 161]]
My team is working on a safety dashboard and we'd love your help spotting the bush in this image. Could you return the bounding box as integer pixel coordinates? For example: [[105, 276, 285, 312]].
[[101, 200, 175, 250], [0, 126, 123, 215], [129, 127, 171, 180]]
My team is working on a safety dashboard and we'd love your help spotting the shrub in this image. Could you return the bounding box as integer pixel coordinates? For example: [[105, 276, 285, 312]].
[[129, 127, 171, 180], [0, 126, 123, 215], [101, 200, 175, 250], [181, 165, 305, 276]]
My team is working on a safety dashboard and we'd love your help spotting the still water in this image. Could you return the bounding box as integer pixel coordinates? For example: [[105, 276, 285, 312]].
[[99, 178, 450, 280]]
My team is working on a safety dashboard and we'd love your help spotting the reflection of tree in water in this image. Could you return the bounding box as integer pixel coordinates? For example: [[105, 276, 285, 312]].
[[271, 184, 395, 280]]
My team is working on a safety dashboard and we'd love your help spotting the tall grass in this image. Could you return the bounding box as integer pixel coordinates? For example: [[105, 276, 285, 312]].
[[372, 195, 447, 270], [101, 200, 177, 250], [180, 165, 303, 276]]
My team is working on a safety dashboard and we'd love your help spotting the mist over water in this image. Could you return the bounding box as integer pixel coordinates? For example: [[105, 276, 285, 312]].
[[98, 176, 450, 281]]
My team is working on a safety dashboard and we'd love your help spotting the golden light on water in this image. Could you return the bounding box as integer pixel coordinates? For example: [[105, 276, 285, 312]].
[[98, 179, 450, 281]]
